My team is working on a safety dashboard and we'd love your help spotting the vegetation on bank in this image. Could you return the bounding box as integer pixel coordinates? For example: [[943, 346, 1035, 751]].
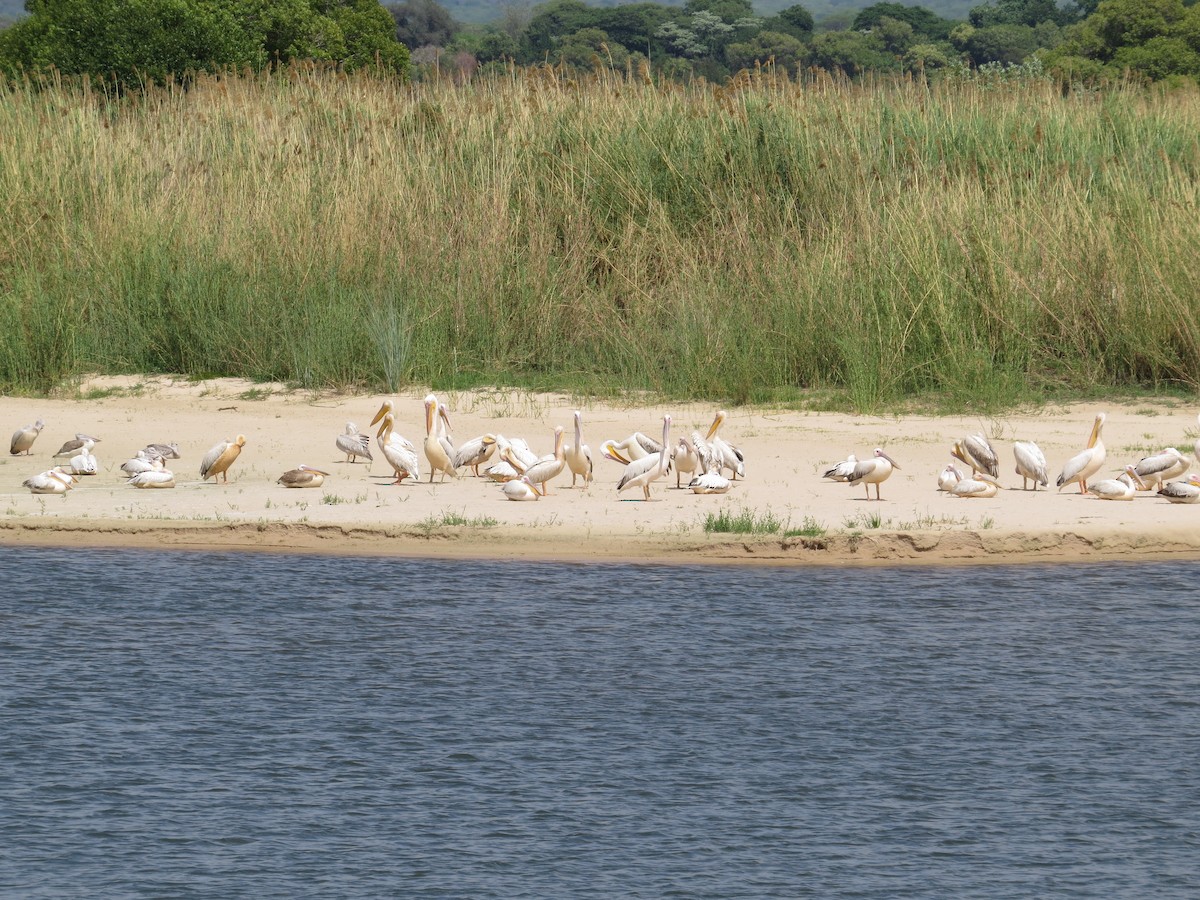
[[1, 66, 1199, 411]]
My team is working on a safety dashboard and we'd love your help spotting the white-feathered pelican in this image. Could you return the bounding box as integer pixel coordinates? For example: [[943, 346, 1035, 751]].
[[688, 471, 732, 494], [423, 395, 457, 482], [949, 473, 1000, 499], [501, 475, 540, 501], [847, 448, 900, 501], [53, 432, 101, 458], [522, 426, 566, 495], [376, 413, 421, 484], [10, 419, 45, 456], [1088, 465, 1144, 501], [951, 434, 998, 478], [1159, 473, 1200, 504], [453, 433, 497, 476], [937, 464, 963, 492], [608, 415, 672, 501], [23, 467, 76, 494], [1134, 448, 1187, 491], [705, 410, 745, 479], [823, 454, 858, 482], [1013, 440, 1049, 490], [69, 439, 98, 476], [129, 469, 176, 489], [278, 465, 331, 488], [1056, 413, 1107, 494], [200, 435, 246, 484], [564, 411, 593, 488], [336, 423, 372, 464]]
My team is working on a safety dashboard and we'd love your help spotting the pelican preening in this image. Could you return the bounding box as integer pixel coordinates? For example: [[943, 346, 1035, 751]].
[[10, 419, 45, 456], [706, 410, 745, 479], [1159, 473, 1200, 504], [1087, 465, 1145, 501], [952, 434, 999, 478], [277, 465, 332, 488], [564, 411, 593, 488], [1056, 413, 1107, 495], [200, 435, 246, 484], [69, 439, 98, 476], [609, 415, 672, 501], [453, 433, 498, 476], [823, 454, 858, 482], [521, 426, 566, 495], [423, 394, 457, 482], [375, 413, 421, 484], [336, 423, 372, 464], [121, 449, 164, 476], [1013, 441, 1049, 491], [23, 467, 76, 494], [53, 433, 101, 458], [937, 464, 963, 492], [847, 448, 900, 501]]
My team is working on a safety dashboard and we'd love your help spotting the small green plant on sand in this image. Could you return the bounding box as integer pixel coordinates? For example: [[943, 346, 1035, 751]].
[[704, 508, 782, 534]]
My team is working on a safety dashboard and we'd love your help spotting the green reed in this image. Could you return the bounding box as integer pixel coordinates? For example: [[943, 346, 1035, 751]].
[[2, 66, 1199, 408]]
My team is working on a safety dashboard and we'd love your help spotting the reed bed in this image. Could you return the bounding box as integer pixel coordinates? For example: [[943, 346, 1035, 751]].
[[2, 66, 1199, 409]]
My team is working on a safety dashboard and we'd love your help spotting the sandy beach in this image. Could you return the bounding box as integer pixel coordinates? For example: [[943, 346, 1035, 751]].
[[2, 377, 1199, 566]]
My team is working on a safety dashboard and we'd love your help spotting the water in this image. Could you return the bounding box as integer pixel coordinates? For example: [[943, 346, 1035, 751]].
[[1, 548, 1197, 898]]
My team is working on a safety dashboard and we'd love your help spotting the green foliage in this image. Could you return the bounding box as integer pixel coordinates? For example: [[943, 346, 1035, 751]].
[[955, 22, 1042, 64], [853, 3, 958, 41], [968, 0, 1075, 28], [703, 508, 783, 534], [389, 0, 460, 48], [726, 29, 806, 70], [807, 29, 900, 73], [1044, 0, 1200, 82], [762, 5, 815, 41]]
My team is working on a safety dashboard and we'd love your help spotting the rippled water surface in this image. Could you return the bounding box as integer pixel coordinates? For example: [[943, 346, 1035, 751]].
[[1, 548, 1198, 897]]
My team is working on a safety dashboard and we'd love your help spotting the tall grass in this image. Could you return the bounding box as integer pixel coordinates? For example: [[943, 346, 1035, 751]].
[[2, 65, 1199, 408]]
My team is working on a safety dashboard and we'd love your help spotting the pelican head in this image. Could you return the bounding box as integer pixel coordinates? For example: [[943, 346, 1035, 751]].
[[874, 447, 900, 469], [1088, 412, 1107, 448], [601, 439, 630, 465], [438, 403, 452, 434], [370, 400, 395, 428], [376, 412, 395, 440], [298, 464, 331, 476], [705, 410, 727, 441]]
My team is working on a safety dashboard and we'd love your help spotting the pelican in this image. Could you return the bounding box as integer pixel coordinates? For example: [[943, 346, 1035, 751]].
[[949, 474, 999, 499], [375, 413, 420, 484], [1056, 413, 1107, 494], [606, 431, 661, 461], [128, 469, 176, 489], [278, 465, 331, 488], [951, 434, 998, 478], [1133, 448, 1188, 491], [1013, 440, 1049, 490], [145, 442, 181, 460], [336, 423, 372, 464], [847, 448, 900, 501], [564, 411, 593, 488], [453, 433, 497, 476], [480, 435, 522, 482], [705, 410, 745, 479], [688, 471, 732, 494], [69, 439, 98, 475], [501, 475, 540, 501], [522, 426, 566, 495], [1088, 465, 1145, 500], [673, 436, 700, 488], [823, 454, 858, 482], [937, 464, 963, 492], [423, 395, 457, 482], [505, 436, 541, 471], [200, 434, 246, 484], [121, 449, 164, 476], [609, 415, 672, 501], [10, 419, 44, 456], [1159, 473, 1200, 504], [53, 432, 101, 458], [23, 467, 76, 494]]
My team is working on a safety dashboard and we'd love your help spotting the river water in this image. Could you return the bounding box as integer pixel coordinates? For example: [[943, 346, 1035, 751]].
[[1, 548, 1197, 897]]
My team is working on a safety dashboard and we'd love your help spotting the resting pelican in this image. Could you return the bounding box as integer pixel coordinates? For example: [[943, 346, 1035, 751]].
[[1159, 473, 1200, 504], [688, 471, 732, 494], [823, 454, 858, 482], [522, 426, 566, 495], [952, 434, 998, 478], [501, 475, 540, 501], [23, 467, 76, 494], [69, 439, 98, 475], [706, 410, 745, 479], [10, 419, 44, 455], [423, 395, 457, 482], [564, 411, 593, 488], [145, 442, 181, 460], [53, 433, 101, 458], [128, 469, 176, 489], [1134, 448, 1187, 491], [277, 465, 331, 488], [949, 473, 999, 499], [1088, 465, 1144, 501], [937, 464, 963, 492], [336, 423, 372, 464], [1013, 441, 1049, 490], [200, 435, 246, 484], [1056, 413, 1107, 494], [121, 449, 164, 476], [847, 448, 900, 501], [376, 413, 421, 483], [609, 415, 672, 501], [453, 433, 498, 476]]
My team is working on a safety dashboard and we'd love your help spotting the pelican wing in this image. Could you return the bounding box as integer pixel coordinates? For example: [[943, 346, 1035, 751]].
[[962, 434, 998, 477], [1013, 441, 1048, 486], [199, 441, 229, 478], [1056, 447, 1095, 488]]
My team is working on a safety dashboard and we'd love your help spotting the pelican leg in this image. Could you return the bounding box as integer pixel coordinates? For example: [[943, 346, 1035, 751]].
[[643, 485, 652, 501], [863, 483, 870, 500], [875, 484, 882, 501], [1080, 481, 1087, 495]]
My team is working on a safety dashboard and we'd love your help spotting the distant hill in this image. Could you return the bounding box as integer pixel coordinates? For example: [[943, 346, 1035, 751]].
[[0, 0, 25, 22]]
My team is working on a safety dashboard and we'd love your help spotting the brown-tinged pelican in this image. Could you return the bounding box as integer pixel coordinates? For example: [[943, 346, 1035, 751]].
[[522, 426, 566, 495], [145, 442, 181, 460], [375, 413, 420, 484], [1087, 465, 1145, 501], [336, 423, 372, 464], [23, 467, 76, 494], [277, 465, 332, 488], [423, 395, 457, 482], [501, 475, 540, 501], [847, 448, 900, 501], [200, 435, 246, 484], [453, 433, 497, 476], [951, 434, 998, 478], [53, 433, 101, 458], [609, 415, 672, 501], [1056, 413, 1107, 494], [1013, 441, 1048, 490], [705, 410, 745, 479], [564, 411, 593, 488], [10, 419, 44, 456], [1159, 473, 1200, 504]]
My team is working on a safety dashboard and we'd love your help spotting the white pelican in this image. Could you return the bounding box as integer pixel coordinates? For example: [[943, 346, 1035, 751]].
[[505, 437, 541, 471], [23, 467, 76, 494], [10, 419, 44, 456], [609, 415, 672, 501], [277, 465, 331, 488], [606, 431, 660, 461], [453, 433, 497, 476], [1088, 465, 1144, 501], [823, 454, 857, 482], [375, 413, 420, 484], [200, 435, 246, 484], [522, 426, 566, 495], [129, 469, 176, 489], [69, 439, 98, 475], [949, 474, 999, 499], [336, 423, 372, 464], [1159, 473, 1200, 504], [53, 432, 101, 458], [1056, 413, 1107, 494], [951, 434, 998, 478], [937, 464, 963, 492], [501, 475, 540, 501], [1013, 440, 1048, 490], [121, 449, 164, 476], [1133, 448, 1187, 491], [706, 410, 745, 479], [481, 436, 522, 482], [688, 471, 732, 494], [673, 436, 700, 488], [847, 448, 900, 501], [564, 411, 593, 488], [145, 442, 181, 460], [423, 395, 457, 482]]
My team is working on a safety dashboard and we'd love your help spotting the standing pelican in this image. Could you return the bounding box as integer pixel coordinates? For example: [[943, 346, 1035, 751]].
[[376, 413, 420, 484], [1088, 465, 1145, 500], [823, 454, 858, 482], [673, 436, 700, 489], [200, 435, 246, 484], [1013, 440, 1049, 490], [523, 426, 566, 495], [1056, 413, 1107, 494], [609, 415, 672, 501], [847, 448, 900, 501], [705, 410, 745, 479], [1133, 448, 1187, 492], [423, 395, 457, 482], [277, 465, 332, 488], [23, 467, 76, 494], [1159, 473, 1200, 504], [69, 439, 98, 475], [951, 434, 999, 478], [10, 419, 44, 456], [336, 423, 372, 464], [128, 469, 176, 489], [453, 433, 498, 476], [501, 475, 540, 501], [53, 433, 101, 458], [564, 411, 593, 488], [937, 464, 963, 492]]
